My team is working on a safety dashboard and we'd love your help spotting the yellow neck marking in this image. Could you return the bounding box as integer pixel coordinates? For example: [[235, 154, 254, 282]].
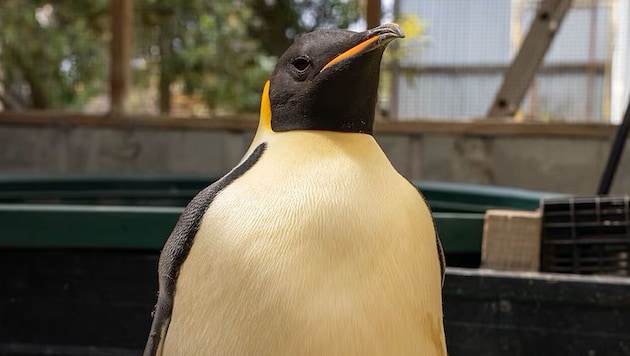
[[260, 80, 272, 131], [240, 80, 273, 162]]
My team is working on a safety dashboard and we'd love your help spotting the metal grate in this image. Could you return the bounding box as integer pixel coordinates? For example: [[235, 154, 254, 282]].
[[540, 195, 630, 275]]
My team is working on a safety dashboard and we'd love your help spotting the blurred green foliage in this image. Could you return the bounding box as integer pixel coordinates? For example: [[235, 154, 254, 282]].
[[0, 0, 109, 110], [0, 0, 360, 113]]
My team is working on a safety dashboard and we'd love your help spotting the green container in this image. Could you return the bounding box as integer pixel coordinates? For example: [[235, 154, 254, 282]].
[[0, 176, 563, 254], [417, 180, 560, 213]]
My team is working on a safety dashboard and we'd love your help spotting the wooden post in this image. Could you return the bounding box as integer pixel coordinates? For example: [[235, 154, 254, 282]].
[[486, 0, 572, 118], [366, 0, 381, 29], [110, 0, 133, 115]]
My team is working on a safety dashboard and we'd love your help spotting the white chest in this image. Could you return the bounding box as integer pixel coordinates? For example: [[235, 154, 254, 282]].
[[163, 132, 446, 355]]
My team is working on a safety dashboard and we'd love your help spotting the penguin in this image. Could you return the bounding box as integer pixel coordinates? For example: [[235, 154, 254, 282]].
[[144, 23, 447, 356]]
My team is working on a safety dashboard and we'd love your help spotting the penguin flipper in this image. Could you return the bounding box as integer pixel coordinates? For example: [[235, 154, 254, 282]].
[[436, 232, 446, 286], [143, 188, 216, 356], [143, 297, 170, 356], [142, 143, 267, 356]]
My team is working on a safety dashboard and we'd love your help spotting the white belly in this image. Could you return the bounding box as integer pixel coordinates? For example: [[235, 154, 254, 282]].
[[163, 131, 446, 355]]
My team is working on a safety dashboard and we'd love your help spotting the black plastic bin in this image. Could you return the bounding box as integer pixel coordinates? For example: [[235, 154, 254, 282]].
[[541, 195, 630, 275]]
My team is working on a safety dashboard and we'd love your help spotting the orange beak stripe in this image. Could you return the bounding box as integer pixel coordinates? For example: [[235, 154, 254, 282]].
[[321, 36, 379, 72]]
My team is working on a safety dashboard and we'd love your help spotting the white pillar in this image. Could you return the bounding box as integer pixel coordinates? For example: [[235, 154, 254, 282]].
[[610, 0, 629, 124]]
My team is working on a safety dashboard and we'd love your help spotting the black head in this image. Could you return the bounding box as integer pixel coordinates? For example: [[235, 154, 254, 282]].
[[268, 24, 404, 135]]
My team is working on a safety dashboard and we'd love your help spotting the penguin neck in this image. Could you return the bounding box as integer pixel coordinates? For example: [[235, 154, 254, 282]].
[[270, 106, 376, 135], [243, 119, 376, 165], [265, 130, 387, 169]]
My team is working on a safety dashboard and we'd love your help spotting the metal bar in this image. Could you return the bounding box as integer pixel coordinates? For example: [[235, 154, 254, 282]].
[[397, 62, 606, 75], [487, 0, 573, 118], [597, 96, 630, 194]]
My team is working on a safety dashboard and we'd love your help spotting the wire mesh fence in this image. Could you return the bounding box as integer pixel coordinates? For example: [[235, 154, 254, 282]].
[[391, 0, 626, 123]]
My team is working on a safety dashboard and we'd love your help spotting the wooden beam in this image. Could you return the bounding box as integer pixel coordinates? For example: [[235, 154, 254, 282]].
[[0, 111, 623, 138], [110, 0, 133, 115], [487, 0, 573, 118], [366, 0, 381, 29]]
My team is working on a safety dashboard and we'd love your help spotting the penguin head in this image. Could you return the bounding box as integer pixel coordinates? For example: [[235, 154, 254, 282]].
[[262, 23, 404, 135]]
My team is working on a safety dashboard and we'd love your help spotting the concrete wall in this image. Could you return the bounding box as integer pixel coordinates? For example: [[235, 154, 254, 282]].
[[1, 122, 629, 195]]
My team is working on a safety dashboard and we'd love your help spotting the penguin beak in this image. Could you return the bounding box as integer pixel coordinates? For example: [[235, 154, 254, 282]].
[[320, 23, 405, 72], [365, 23, 406, 45]]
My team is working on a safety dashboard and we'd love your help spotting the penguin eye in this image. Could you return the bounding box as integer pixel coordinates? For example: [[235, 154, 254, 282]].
[[291, 56, 311, 73]]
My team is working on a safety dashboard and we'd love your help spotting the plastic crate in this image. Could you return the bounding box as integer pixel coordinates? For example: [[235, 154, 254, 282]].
[[540, 195, 630, 275]]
